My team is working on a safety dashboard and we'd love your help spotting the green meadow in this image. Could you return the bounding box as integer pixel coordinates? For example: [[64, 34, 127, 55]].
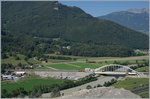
[[45, 63, 101, 70], [135, 66, 149, 72], [1, 75, 64, 93], [113, 78, 149, 98]]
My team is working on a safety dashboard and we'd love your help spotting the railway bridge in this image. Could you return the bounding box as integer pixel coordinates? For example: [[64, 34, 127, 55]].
[[94, 64, 138, 76]]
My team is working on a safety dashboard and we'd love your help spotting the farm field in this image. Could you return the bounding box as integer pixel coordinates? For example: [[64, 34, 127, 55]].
[[44, 54, 148, 63], [45, 63, 101, 70], [44, 57, 148, 70], [46, 54, 148, 61], [113, 78, 149, 98], [44, 55, 148, 64], [46, 63, 80, 70], [2, 54, 148, 71], [71, 63, 101, 69], [1, 75, 64, 93]]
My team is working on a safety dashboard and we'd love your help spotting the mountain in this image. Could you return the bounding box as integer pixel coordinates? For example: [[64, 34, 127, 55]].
[[1, 1, 149, 57], [99, 8, 149, 35], [127, 8, 149, 14]]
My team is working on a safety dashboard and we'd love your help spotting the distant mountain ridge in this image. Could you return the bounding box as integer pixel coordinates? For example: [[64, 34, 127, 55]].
[[127, 8, 149, 14], [99, 8, 149, 35], [2, 1, 148, 51]]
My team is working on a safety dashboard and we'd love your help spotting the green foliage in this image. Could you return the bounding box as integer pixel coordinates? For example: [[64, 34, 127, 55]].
[[15, 56, 20, 60], [2, 53, 8, 59], [130, 60, 149, 70], [40, 55, 76, 60], [1, 63, 15, 71], [2, 74, 97, 98], [138, 91, 149, 98], [103, 79, 117, 87], [50, 86, 61, 98], [97, 84, 102, 87], [1, 89, 11, 98], [1, 76, 64, 93], [113, 78, 149, 98], [1, 1, 148, 58], [61, 43, 135, 57], [135, 66, 149, 72], [2, 87, 28, 98], [86, 85, 92, 89]]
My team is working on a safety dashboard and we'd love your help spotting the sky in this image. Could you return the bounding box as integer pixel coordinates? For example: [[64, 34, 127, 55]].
[[59, 1, 149, 17]]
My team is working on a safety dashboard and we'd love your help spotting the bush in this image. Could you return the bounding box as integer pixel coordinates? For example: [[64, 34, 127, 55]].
[[51, 86, 61, 98], [86, 85, 92, 89], [97, 84, 102, 87], [15, 56, 20, 60], [2, 53, 8, 59], [103, 79, 117, 87]]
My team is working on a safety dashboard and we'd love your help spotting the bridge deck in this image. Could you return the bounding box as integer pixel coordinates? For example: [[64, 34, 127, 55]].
[[95, 71, 127, 75]]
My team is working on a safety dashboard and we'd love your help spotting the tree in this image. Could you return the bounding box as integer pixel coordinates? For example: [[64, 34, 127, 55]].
[[111, 78, 117, 84], [113, 60, 118, 64], [97, 84, 102, 87], [143, 60, 148, 66], [103, 82, 108, 87], [2, 89, 8, 98], [50, 86, 61, 98], [136, 60, 138, 64], [121, 61, 129, 65], [15, 56, 20, 60], [2, 89, 12, 98], [86, 85, 92, 89], [2, 53, 8, 59], [24, 57, 28, 61], [86, 59, 88, 63], [19, 87, 27, 96], [35, 89, 42, 97], [11, 89, 19, 97], [29, 90, 36, 98], [18, 62, 22, 67]]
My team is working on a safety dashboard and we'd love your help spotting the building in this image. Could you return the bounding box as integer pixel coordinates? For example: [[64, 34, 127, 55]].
[[2, 75, 13, 80], [15, 71, 26, 76]]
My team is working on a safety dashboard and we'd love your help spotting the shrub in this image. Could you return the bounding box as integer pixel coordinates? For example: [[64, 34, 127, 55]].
[[86, 85, 92, 89], [50, 86, 61, 98], [97, 84, 102, 87]]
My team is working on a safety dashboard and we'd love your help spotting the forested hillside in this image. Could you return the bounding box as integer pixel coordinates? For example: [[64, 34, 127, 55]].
[[1, 1, 149, 57]]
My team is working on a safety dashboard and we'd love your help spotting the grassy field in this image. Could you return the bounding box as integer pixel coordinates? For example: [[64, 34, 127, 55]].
[[45, 58, 148, 70], [113, 78, 149, 98], [46, 63, 101, 70], [46, 54, 148, 61], [1, 75, 64, 93], [47, 59, 74, 63], [71, 63, 100, 69], [46, 63, 80, 70], [2, 54, 148, 70], [135, 66, 149, 72], [138, 91, 149, 98]]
